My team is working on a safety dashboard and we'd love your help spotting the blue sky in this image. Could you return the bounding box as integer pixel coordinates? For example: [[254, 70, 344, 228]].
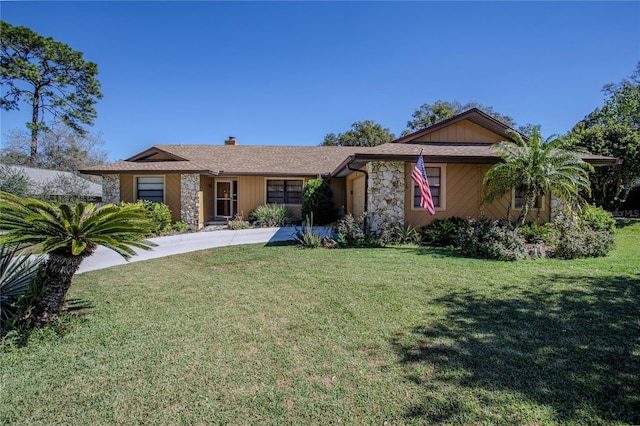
[[1, 1, 638, 161]]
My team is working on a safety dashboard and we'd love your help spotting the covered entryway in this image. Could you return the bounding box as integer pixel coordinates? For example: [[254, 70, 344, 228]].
[[215, 180, 238, 219]]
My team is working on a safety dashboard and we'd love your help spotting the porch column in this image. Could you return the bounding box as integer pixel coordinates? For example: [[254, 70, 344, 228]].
[[367, 161, 405, 235], [180, 174, 201, 229], [102, 175, 120, 204]]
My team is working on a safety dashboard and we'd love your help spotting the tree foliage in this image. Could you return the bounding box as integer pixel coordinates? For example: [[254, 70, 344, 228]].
[[483, 128, 593, 227], [1, 121, 107, 171], [404, 100, 516, 135], [567, 63, 640, 210], [0, 21, 103, 166], [0, 164, 33, 198], [0, 192, 156, 323], [321, 120, 395, 147], [302, 176, 335, 225]]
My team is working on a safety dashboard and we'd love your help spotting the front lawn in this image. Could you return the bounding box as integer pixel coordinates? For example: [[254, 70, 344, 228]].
[[2, 222, 639, 425]]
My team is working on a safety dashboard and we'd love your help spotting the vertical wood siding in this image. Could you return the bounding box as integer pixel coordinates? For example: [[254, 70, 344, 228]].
[[348, 173, 366, 217], [120, 175, 133, 202], [329, 177, 346, 212], [237, 176, 265, 220], [200, 176, 215, 222], [165, 174, 181, 223], [415, 120, 505, 143]]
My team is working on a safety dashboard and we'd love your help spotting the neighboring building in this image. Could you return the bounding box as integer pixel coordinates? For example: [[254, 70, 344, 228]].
[[80, 109, 616, 231], [1, 165, 102, 202]]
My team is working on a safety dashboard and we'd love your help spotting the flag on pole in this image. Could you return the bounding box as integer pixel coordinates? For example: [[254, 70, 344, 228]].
[[411, 152, 435, 215]]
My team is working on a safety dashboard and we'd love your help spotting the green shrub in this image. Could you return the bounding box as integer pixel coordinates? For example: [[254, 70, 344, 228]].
[[170, 221, 188, 233], [580, 204, 616, 233], [457, 218, 527, 261], [227, 218, 251, 230], [122, 200, 173, 235], [554, 223, 615, 259], [420, 217, 468, 247], [335, 213, 366, 247], [517, 222, 557, 245], [552, 210, 615, 259], [0, 244, 45, 333], [295, 216, 323, 248], [380, 223, 420, 246], [0, 165, 33, 198], [249, 204, 294, 227], [302, 176, 336, 225]]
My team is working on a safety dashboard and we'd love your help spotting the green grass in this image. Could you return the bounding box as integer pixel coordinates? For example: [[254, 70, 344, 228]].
[[2, 222, 639, 425]]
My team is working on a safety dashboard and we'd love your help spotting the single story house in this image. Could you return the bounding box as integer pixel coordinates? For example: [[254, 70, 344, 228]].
[[81, 109, 616, 232], [1, 165, 102, 202]]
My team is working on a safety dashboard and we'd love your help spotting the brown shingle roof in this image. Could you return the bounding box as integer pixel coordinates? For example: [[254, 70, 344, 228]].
[[81, 145, 362, 176]]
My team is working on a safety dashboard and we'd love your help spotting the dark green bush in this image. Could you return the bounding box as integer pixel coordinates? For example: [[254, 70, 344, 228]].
[[302, 176, 336, 225], [249, 204, 294, 227], [580, 204, 616, 233], [517, 222, 557, 244], [170, 221, 188, 233], [457, 218, 527, 261], [420, 217, 468, 247], [123, 200, 172, 235], [381, 223, 420, 246]]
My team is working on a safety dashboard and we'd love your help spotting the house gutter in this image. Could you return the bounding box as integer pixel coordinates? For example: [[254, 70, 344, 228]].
[[346, 156, 369, 232]]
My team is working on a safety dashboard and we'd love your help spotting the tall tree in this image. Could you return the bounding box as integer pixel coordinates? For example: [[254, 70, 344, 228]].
[[0, 192, 156, 323], [483, 127, 593, 227], [404, 100, 516, 135], [567, 63, 640, 210], [1, 121, 107, 171], [0, 21, 103, 166], [321, 120, 395, 147]]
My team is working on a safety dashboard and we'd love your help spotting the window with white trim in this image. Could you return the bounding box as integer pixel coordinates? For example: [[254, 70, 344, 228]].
[[137, 176, 164, 203], [266, 179, 303, 204], [413, 167, 441, 208]]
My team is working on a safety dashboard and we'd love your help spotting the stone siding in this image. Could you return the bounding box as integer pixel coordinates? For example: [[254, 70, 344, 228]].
[[102, 175, 120, 204], [367, 161, 405, 234], [180, 174, 200, 228]]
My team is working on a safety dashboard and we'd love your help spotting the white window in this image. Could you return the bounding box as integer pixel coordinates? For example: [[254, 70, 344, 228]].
[[412, 166, 445, 210], [266, 179, 303, 204], [137, 176, 164, 203]]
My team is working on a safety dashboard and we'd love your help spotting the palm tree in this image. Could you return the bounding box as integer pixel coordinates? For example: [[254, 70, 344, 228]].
[[0, 191, 157, 323], [483, 127, 593, 227]]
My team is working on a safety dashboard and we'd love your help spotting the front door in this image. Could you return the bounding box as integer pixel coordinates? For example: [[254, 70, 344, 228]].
[[215, 180, 237, 219]]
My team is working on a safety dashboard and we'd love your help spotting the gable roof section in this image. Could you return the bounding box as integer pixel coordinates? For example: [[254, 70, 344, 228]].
[[82, 145, 361, 177], [391, 108, 520, 144], [126, 146, 189, 162]]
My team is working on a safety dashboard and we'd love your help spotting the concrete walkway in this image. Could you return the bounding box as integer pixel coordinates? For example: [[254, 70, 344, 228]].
[[77, 226, 332, 274]]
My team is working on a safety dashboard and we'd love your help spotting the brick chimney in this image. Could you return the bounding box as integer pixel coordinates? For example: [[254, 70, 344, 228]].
[[224, 136, 238, 145]]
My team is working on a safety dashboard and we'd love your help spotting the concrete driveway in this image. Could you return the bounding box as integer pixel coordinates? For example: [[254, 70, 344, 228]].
[[77, 226, 332, 274]]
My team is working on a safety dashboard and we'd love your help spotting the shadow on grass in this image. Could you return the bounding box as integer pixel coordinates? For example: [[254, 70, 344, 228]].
[[391, 274, 640, 424], [1, 298, 93, 349], [616, 218, 640, 229], [65, 298, 95, 315]]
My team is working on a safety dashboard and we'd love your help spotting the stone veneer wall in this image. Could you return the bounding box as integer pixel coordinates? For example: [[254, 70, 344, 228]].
[[180, 174, 200, 229], [102, 175, 120, 204], [367, 161, 405, 234]]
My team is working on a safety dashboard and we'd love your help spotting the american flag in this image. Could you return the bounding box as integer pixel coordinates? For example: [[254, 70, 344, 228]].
[[411, 152, 435, 215]]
